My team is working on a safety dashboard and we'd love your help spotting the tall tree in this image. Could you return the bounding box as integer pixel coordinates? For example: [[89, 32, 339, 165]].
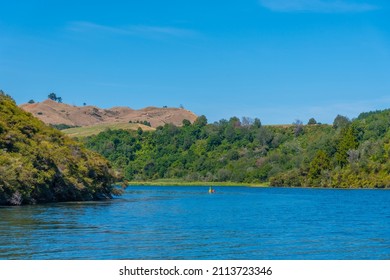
[[333, 115, 350, 129], [194, 115, 208, 127], [308, 118, 317, 125], [336, 126, 358, 166], [308, 150, 331, 180]]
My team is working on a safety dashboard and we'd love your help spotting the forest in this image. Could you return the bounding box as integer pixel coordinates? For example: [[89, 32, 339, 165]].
[[0, 93, 118, 205], [83, 109, 390, 188]]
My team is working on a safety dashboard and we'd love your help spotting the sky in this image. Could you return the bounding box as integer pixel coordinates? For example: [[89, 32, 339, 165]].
[[1, 0, 390, 124]]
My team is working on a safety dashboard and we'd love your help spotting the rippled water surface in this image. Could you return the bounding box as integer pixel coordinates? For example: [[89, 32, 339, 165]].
[[1, 186, 389, 259]]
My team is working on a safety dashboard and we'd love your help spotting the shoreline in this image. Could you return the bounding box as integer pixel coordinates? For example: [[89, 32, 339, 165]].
[[125, 180, 269, 188], [124, 181, 389, 190]]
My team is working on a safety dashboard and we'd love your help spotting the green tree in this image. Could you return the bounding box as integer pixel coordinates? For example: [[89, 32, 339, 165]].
[[48, 93, 57, 101], [335, 126, 358, 166], [333, 115, 350, 129], [48, 93, 62, 103], [253, 118, 262, 128], [194, 115, 208, 128], [229, 116, 241, 128], [182, 119, 191, 127], [308, 150, 331, 180]]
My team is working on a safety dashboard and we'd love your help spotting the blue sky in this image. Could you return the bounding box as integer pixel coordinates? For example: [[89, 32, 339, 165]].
[[1, 0, 389, 124]]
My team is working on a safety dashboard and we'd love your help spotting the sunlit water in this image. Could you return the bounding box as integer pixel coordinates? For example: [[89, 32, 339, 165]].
[[1, 186, 389, 259]]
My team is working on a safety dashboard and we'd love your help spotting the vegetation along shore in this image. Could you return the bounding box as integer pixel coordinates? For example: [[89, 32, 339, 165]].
[[0, 93, 119, 206], [82, 110, 390, 189], [125, 180, 269, 187]]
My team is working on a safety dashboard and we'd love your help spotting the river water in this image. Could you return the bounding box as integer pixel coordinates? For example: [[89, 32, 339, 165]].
[[1, 186, 389, 259]]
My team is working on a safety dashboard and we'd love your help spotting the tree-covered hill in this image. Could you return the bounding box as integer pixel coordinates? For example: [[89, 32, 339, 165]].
[[83, 111, 390, 188], [0, 93, 118, 205]]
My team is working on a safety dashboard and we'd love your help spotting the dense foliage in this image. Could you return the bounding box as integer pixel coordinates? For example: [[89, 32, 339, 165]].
[[0, 93, 117, 205], [83, 110, 390, 188], [50, 124, 80, 130]]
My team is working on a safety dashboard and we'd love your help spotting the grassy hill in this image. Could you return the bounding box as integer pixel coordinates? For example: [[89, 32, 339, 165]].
[[0, 93, 118, 205], [62, 122, 155, 138], [20, 99, 198, 127]]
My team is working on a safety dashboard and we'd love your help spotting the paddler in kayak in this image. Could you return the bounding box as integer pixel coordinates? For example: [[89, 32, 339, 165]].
[[208, 186, 215, 193]]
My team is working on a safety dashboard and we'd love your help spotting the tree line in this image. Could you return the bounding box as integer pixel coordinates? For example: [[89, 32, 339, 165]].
[[83, 109, 390, 188]]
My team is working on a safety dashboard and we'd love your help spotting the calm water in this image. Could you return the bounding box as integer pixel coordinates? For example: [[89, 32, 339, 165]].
[[0, 186, 389, 260]]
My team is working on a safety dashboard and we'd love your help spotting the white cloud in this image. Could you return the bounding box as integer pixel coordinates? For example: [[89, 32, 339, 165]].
[[67, 21, 195, 37], [258, 0, 378, 13]]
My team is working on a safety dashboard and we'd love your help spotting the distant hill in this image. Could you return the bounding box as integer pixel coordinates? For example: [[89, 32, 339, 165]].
[[0, 94, 118, 206], [20, 99, 198, 128]]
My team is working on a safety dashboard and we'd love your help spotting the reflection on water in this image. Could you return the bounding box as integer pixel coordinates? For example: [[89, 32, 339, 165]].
[[1, 187, 390, 259]]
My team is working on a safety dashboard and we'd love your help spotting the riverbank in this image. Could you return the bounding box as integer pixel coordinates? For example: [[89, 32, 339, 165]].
[[126, 179, 270, 187], [124, 180, 390, 189]]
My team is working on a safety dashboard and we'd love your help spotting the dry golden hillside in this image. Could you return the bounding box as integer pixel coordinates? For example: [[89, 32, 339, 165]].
[[20, 99, 198, 128]]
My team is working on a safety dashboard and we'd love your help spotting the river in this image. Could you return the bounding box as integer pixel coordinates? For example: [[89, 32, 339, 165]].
[[1, 186, 389, 259]]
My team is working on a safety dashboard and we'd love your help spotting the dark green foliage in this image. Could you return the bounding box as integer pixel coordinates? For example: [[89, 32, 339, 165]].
[[82, 116, 307, 184], [182, 119, 191, 127], [335, 126, 359, 166], [50, 124, 80, 130], [129, 120, 152, 127], [48, 93, 62, 103], [0, 93, 117, 205], [308, 118, 317, 125], [194, 115, 208, 127], [48, 93, 57, 101], [333, 115, 350, 129], [308, 150, 331, 186], [253, 118, 262, 128]]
